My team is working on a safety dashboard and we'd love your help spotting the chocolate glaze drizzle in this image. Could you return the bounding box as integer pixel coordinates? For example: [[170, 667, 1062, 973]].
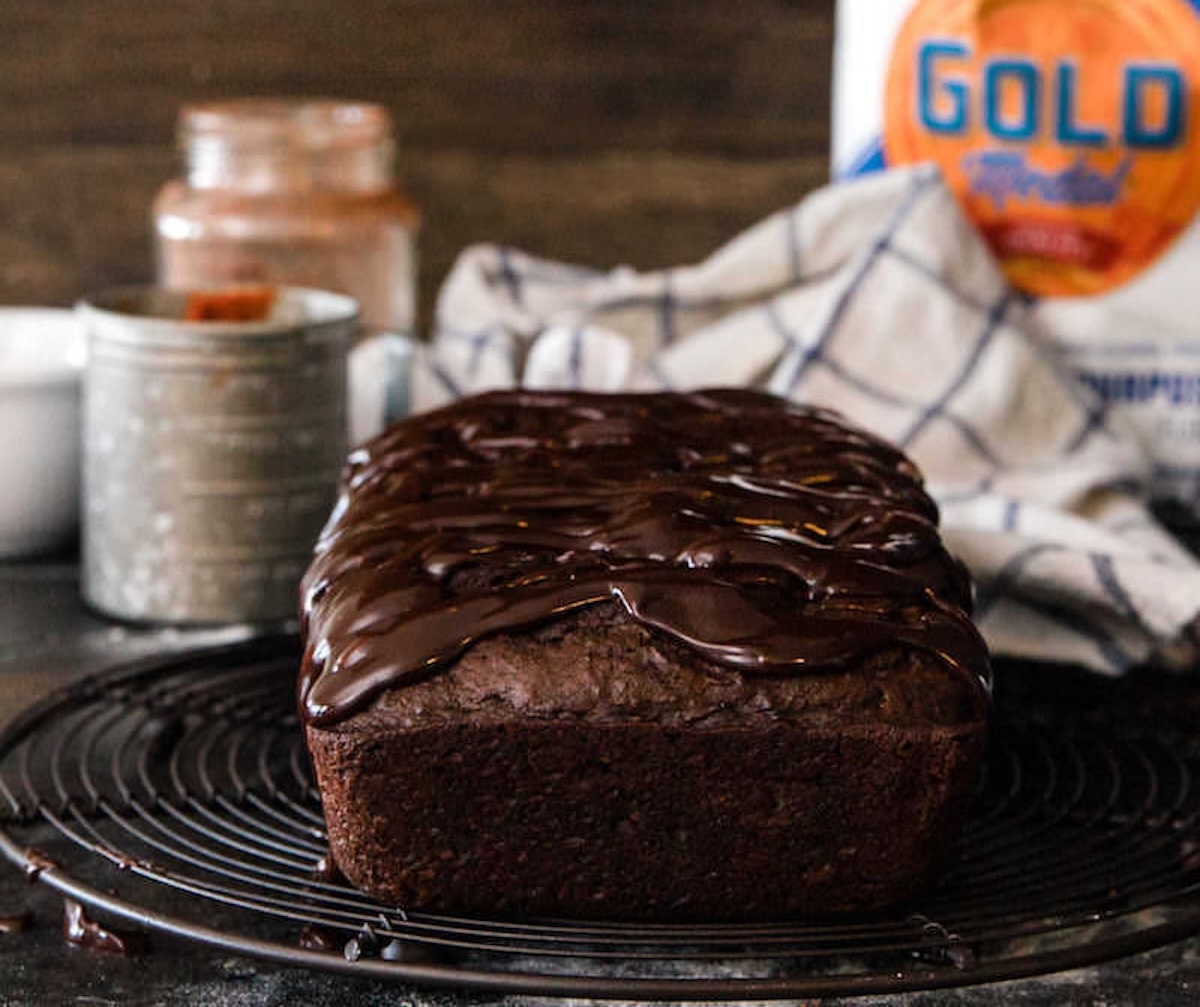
[[299, 388, 991, 726]]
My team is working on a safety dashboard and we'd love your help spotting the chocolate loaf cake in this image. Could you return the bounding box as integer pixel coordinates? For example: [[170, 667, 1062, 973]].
[[299, 388, 991, 921]]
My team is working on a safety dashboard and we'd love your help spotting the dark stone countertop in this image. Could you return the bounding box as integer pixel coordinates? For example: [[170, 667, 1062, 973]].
[[1, 560, 1199, 1006]]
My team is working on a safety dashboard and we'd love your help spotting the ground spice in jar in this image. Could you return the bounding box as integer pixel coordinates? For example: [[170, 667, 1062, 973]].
[[154, 99, 419, 334]]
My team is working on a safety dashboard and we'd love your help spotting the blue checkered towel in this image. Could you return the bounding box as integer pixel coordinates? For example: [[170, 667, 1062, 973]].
[[414, 164, 1200, 675]]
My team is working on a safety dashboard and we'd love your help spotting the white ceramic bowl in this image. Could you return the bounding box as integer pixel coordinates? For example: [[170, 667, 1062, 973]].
[[0, 308, 86, 558]]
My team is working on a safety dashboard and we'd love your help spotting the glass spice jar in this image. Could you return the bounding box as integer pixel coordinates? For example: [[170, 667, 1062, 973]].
[[154, 99, 419, 334]]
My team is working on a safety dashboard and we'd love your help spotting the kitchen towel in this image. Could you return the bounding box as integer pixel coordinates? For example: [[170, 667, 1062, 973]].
[[413, 163, 1200, 676]]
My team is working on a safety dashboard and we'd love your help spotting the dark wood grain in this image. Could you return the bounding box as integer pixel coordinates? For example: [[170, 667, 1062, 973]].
[[1, 0, 835, 323]]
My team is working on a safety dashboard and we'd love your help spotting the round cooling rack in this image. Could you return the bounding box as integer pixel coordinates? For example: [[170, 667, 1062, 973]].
[[2, 636, 1200, 1000]]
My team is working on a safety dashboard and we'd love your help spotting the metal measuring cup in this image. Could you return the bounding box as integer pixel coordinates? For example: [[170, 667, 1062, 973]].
[[77, 286, 358, 625]]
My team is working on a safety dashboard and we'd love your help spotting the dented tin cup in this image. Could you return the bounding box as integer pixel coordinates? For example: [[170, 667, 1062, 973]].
[[77, 286, 357, 625]]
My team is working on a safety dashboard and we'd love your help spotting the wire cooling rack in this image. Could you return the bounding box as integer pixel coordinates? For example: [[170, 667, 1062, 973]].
[[1, 635, 1200, 1000]]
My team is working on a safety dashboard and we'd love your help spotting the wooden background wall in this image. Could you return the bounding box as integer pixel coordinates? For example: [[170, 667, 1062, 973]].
[[3, 1, 835, 329]]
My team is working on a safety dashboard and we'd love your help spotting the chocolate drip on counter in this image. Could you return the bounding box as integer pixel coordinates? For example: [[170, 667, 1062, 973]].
[[23, 849, 59, 884], [300, 388, 991, 726], [62, 899, 144, 955]]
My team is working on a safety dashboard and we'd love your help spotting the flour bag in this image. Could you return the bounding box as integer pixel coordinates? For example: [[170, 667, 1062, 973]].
[[833, 0, 1200, 511]]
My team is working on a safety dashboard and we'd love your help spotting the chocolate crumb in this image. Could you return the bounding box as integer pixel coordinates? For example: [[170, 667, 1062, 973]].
[[298, 925, 341, 953], [0, 912, 33, 935]]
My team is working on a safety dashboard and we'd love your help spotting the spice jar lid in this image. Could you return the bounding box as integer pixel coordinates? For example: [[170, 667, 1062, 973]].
[[181, 99, 391, 149], [179, 98, 396, 193]]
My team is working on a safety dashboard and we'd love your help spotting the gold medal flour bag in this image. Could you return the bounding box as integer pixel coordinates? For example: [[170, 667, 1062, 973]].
[[834, 0, 1200, 509]]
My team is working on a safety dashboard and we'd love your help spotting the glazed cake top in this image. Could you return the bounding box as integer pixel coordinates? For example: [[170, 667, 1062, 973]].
[[298, 388, 991, 726]]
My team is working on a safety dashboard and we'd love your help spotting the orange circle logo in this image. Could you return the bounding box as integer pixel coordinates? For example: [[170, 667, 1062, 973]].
[[884, 0, 1200, 296]]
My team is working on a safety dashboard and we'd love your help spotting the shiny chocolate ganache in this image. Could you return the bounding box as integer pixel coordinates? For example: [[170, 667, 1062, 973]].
[[299, 388, 991, 726]]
